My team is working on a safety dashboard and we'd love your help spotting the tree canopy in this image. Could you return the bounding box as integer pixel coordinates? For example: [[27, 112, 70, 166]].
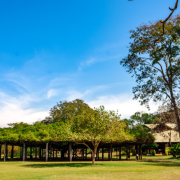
[[120, 15, 180, 132], [41, 99, 92, 124]]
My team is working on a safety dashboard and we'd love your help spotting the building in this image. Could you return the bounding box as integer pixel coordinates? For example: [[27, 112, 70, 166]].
[[144, 123, 180, 154]]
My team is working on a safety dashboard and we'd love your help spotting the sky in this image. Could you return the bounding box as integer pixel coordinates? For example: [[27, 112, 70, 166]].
[[0, 0, 178, 127]]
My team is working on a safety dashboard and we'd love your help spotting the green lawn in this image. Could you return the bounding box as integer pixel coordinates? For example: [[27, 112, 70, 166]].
[[0, 156, 180, 180]]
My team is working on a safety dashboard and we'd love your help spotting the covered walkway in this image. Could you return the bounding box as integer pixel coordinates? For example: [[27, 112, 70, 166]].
[[0, 141, 143, 162]]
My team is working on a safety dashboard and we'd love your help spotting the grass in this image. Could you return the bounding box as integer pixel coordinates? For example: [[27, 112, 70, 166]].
[[0, 156, 180, 180]]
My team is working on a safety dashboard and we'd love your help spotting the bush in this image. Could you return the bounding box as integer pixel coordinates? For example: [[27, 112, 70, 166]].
[[170, 143, 180, 158]]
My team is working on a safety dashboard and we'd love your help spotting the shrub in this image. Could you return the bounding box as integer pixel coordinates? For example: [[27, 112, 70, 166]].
[[170, 143, 180, 158]]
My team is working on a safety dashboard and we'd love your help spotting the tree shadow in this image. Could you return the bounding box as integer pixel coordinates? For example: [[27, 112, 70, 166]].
[[22, 163, 104, 168], [140, 158, 180, 167]]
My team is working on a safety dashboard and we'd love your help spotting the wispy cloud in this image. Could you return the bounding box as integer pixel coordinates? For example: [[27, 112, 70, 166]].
[[78, 57, 96, 71], [78, 54, 122, 71], [47, 89, 59, 99], [49, 77, 71, 87], [5, 72, 31, 93], [88, 94, 159, 119]]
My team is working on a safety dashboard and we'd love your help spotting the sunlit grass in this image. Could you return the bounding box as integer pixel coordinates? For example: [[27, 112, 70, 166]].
[[0, 156, 179, 180]]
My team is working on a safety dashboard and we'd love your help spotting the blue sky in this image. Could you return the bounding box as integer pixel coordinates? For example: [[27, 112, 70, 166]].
[[0, 0, 177, 127]]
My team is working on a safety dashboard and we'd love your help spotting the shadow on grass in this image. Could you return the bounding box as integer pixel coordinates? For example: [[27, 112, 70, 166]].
[[22, 163, 104, 168], [143, 161, 180, 167], [140, 158, 180, 167]]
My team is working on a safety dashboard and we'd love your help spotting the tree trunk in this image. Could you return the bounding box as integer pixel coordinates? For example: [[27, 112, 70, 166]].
[[173, 104, 180, 135], [169, 87, 180, 135], [92, 146, 98, 165]]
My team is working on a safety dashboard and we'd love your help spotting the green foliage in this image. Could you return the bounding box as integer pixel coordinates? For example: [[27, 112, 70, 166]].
[[42, 99, 91, 124], [120, 16, 180, 112], [131, 124, 155, 144], [142, 143, 158, 149], [170, 143, 180, 158], [0, 122, 72, 143], [130, 112, 158, 125], [71, 106, 133, 143], [0, 99, 155, 164]]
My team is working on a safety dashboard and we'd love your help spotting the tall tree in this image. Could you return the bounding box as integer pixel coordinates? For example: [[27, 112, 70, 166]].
[[120, 16, 180, 132]]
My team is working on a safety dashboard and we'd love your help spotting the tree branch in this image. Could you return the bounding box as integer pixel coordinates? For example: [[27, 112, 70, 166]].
[[129, 0, 179, 42], [157, 62, 169, 86], [155, 0, 178, 42], [76, 142, 93, 152]]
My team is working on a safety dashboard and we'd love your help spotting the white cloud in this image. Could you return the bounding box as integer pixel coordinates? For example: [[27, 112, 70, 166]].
[[0, 92, 48, 127], [0, 104, 48, 127], [87, 94, 159, 119], [47, 89, 59, 98]]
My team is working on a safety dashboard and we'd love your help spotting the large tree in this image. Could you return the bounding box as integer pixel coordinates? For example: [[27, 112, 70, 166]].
[[120, 16, 180, 132], [71, 105, 133, 165], [41, 99, 134, 164]]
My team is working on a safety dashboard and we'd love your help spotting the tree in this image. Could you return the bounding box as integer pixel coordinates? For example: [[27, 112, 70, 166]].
[[120, 15, 180, 133], [130, 112, 158, 125], [154, 104, 179, 124], [130, 124, 155, 144], [71, 106, 133, 165], [41, 99, 91, 124]]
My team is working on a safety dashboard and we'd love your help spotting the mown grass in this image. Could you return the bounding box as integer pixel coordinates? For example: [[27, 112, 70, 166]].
[[0, 156, 180, 180]]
